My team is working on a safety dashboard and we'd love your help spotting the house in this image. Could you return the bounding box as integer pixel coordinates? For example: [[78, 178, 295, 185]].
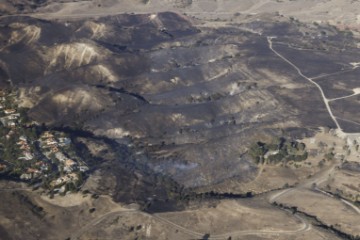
[[55, 177, 66, 185], [20, 145, 30, 151], [40, 164, 49, 172], [55, 152, 66, 162], [68, 173, 78, 181], [58, 185, 66, 193], [4, 109, 16, 115], [51, 146, 59, 153], [6, 130, 14, 139], [64, 166, 73, 173], [18, 152, 34, 160], [8, 114, 20, 120], [17, 140, 27, 146], [1, 117, 17, 127], [20, 173, 32, 180], [54, 173, 77, 185], [0, 117, 7, 126], [27, 168, 40, 174], [19, 135, 27, 142], [65, 159, 76, 167], [46, 138, 58, 146], [35, 161, 48, 171], [64, 159, 77, 173], [58, 137, 71, 146], [25, 152, 34, 160], [79, 165, 89, 172], [42, 131, 54, 139]]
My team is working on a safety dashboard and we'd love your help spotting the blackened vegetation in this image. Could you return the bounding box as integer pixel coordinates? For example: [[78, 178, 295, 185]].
[[96, 12, 199, 50], [95, 40, 128, 53], [94, 84, 149, 104], [0, 225, 12, 240], [341, 161, 360, 172], [11, 191, 45, 218], [0, 114, 256, 212], [49, 126, 187, 210], [0, 111, 287, 212], [2, 0, 48, 14], [63, 127, 256, 212], [145, 191, 253, 213]]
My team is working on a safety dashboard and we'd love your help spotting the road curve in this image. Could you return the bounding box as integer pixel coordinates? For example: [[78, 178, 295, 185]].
[[70, 206, 311, 240]]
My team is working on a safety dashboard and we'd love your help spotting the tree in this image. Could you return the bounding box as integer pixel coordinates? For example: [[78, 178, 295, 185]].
[[18, 107, 30, 123], [66, 182, 77, 192], [29, 127, 38, 140], [249, 142, 268, 162], [297, 142, 306, 151], [202, 234, 210, 240], [324, 152, 334, 161]]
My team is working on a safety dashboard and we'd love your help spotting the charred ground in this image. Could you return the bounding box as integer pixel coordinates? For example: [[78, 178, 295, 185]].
[[1, 12, 359, 190], [1, 5, 360, 239]]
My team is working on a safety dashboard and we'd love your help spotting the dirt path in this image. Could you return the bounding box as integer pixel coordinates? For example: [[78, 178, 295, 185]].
[[310, 67, 358, 80], [268, 156, 360, 216], [329, 89, 360, 101], [268, 36, 360, 138], [70, 207, 137, 240], [337, 117, 360, 126], [267, 37, 343, 132], [71, 206, 311, 240]]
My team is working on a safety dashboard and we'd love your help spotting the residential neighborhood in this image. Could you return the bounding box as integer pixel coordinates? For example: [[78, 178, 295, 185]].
[[0, 89, 89, 195]]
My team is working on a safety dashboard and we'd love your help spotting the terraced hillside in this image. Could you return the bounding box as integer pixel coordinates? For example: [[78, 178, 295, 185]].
[[1, 11, 360, 189]]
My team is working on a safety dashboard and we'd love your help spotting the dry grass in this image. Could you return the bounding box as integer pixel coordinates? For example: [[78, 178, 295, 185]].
[[277, 188, 360, 236]]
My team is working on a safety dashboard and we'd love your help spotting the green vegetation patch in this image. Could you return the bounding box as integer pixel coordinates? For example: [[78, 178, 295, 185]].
[[249, 137, 308, 164]]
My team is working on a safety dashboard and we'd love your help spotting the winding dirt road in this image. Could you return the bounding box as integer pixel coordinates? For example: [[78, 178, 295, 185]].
[[268, 36, 360, 138], [70, 205, 311, 240], [267, 37, 360, 217], [267, 37, 343, 131]]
